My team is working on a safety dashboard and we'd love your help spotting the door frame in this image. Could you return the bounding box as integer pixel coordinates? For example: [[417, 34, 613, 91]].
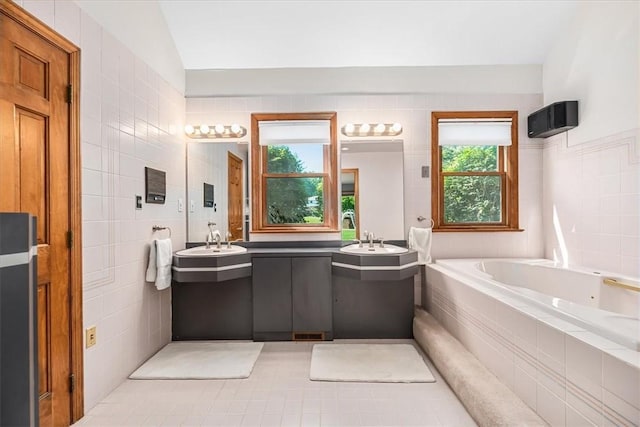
[[0, 0, 83, 421], [227, 151, 244, 241], [341, 168, 360, 240]]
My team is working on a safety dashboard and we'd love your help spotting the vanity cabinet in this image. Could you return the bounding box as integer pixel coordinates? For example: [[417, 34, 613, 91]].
[[252, 255, 332, 341]]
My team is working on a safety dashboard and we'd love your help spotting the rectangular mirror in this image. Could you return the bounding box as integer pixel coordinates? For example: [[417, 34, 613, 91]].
[[187, 142, 248, 242], [340, 140, 404, 241]]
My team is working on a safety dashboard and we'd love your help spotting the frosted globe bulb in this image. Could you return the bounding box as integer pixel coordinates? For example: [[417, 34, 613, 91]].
[[231, 124, 242, 134], [359, 123, 370, 134], [214, 124, 225, 134], [375, 123, 386, 133], [391, 123, 402, 133], [184, 124, 195, 135], [199, 124, 209, 134], [344, 123, 355, 134]]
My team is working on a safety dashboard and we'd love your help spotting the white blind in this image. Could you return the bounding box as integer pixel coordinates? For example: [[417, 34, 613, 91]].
[[259, 120, 331, 145], [438, 119, 512, 146]]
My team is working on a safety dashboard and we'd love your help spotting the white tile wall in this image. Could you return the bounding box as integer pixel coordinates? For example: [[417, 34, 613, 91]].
[[18, 0, 186, 412], [543, 129, 640, 278], [186, 93, 545, 259]]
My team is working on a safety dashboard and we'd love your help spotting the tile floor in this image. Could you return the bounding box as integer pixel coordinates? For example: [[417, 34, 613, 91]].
[[74, 340, 476, 426]]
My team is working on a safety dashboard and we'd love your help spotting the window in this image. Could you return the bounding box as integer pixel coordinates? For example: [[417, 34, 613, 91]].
[[251, 112, 338, 233], [431, 111, 520, 232]]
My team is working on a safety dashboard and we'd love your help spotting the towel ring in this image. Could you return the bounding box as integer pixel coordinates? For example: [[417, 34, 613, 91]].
[[417, 216, 435, 228], [152, 225, 171, 237]]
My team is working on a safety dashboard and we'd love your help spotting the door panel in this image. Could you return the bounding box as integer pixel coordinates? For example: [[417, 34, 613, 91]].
[[228, 152, 244, 241], [17, 108, 48, 242], [292, 257, 332, 333], [0, 7, 73, 427], [16, 47, 48, 97]]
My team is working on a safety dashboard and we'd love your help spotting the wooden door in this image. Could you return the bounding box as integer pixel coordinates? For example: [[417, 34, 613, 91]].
[[228, 152, 244, 241], [0, 2, 82, 426]]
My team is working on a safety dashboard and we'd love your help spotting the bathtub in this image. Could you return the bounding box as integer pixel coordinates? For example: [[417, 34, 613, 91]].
[[430, 258, 640, 351]]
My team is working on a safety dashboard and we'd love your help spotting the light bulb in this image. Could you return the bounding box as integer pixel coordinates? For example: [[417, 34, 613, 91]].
[[375, 123, 386, 133], [231, 124, 242, 134], [359, 123, 370, 134], [184, 124, 195, 135], [199, 124, 209, 134], [391, 122, 402, 133], [214, 124, 225, 134], [344, 123, 355, 134]]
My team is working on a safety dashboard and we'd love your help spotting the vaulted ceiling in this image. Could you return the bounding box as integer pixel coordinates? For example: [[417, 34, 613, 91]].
[[158, 0, 579, 70]]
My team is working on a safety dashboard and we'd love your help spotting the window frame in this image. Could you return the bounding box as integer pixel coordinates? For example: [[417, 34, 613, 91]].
[[431, 111, 520, 232], [251, 112, 339, 234]]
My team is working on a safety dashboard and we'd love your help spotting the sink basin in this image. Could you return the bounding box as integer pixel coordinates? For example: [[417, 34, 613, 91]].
[[175, 245, 247, 256], [340, 244, 408, 254]]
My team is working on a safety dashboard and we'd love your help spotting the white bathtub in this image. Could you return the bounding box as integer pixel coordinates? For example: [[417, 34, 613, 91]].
[[432, 258, 640, 351]]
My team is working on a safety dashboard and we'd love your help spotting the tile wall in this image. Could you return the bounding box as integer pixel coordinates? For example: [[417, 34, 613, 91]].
[[186, 93, 545, 259], [15, 0, 187, 410], [542, 129, 640, 278]]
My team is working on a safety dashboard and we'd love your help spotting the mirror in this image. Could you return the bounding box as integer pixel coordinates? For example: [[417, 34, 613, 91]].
[[340, 140, 404, 241], [186, 138, 405, 242], [186, 141, 248, 242]]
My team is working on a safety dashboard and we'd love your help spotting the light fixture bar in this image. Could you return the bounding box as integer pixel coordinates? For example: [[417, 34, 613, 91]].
[[341, 123, 403, 137], [185, 124, 247, 139]]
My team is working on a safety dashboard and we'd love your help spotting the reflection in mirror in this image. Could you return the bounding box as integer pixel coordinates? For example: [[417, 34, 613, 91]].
[[340, 140, 404, 240], [187, 141, 247, 242], [341, 169, 359, 240], [186, 137, 404, 242]]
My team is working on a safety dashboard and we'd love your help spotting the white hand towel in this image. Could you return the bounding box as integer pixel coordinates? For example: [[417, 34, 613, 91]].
[[145, 240, 157, 282], [408, 226, 432, 265], [154, 238, 173, 290]]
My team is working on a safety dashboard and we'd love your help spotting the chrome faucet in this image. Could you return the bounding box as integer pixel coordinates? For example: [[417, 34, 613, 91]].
[[225, 231, 232, 249], [364, 230, 375, 248], [205, 222, 221, 249]]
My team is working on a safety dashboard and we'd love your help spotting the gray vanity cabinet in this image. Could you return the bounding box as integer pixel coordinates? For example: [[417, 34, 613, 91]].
[[292, 257, 332, 334], [252, 257, 292, 339], [252, 255, 332, 341]]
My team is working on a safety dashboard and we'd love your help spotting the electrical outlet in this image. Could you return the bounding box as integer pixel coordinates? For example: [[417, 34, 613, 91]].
[[86, 326, 97, 348]]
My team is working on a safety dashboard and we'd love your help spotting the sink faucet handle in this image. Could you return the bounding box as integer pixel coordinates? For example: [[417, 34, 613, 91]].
[[379, 237, 385, 248], [353, 239, 363, 248]]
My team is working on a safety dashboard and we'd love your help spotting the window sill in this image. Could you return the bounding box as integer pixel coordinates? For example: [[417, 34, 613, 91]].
[[251, 227, 340, 234], [433, 227, 524, 233]]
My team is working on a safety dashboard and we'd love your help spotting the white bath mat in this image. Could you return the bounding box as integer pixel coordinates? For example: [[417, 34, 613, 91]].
[[129, 342, 264, 380], [310, 343, 435, 383]]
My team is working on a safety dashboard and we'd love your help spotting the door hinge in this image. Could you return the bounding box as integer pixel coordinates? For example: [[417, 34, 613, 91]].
[[65, 85, 72, 103], [66, 230, 73, 249], [70, 374, 75, 393]]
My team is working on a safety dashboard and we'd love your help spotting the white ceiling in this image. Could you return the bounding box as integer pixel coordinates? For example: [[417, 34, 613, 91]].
[[159, 0, 579, 70]]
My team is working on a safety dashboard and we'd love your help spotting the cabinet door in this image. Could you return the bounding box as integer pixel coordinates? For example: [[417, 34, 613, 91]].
[[252, 257, 292, 332], [292, 257, 332, 332]]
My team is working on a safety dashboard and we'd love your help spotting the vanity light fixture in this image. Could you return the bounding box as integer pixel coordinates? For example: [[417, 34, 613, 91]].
[[184, 123, 248, 139], [341, 122, 403, 137]]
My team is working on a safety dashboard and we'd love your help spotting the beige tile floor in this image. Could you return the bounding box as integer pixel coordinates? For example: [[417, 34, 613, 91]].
[[74, 340, 476, 427]]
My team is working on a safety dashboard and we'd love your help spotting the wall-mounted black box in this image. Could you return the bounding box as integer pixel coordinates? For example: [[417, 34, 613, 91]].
[[204, 183, 215, 208], [527, 100, 578, 138], [145, 167, 166, 204]]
